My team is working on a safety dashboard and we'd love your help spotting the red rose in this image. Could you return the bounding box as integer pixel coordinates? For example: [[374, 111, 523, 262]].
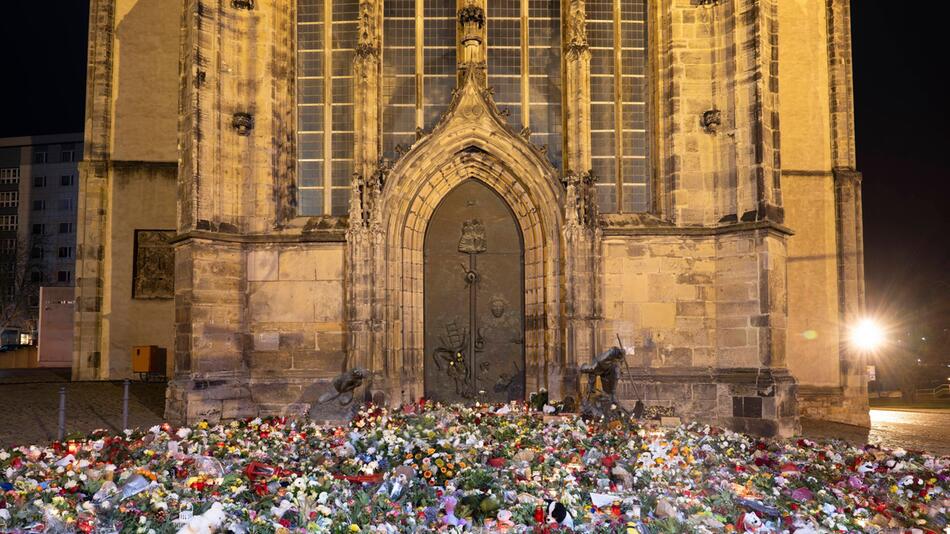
[[533, 506, 545, 523]]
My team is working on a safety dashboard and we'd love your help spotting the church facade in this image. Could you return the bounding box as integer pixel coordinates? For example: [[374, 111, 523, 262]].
[[75, 0, 868, 436]]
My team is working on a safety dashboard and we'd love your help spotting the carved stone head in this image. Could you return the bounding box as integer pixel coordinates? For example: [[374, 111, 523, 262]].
[[490, 296, 506, 318]]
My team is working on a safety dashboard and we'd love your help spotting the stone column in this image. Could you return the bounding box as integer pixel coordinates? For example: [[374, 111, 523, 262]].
[[354, 0, 382, 181], [73, 0, 115, 381], [731, 0, 783, 223], [834, 168, 869, 426], [826, 0, 857, 172], [457, 0, 487, 84], [167, 0, 259, 424], [560, 0, 599, 401], [827, 0, 868, 427], [346, 0, 386, 403], [563, 0, 592, 176]]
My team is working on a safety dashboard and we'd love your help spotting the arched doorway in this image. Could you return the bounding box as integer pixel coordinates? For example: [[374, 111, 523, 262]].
[[423, 179, 525, 403]]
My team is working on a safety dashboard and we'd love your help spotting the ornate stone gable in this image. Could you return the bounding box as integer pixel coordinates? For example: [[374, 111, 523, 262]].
[[388, 67, 557, 181]]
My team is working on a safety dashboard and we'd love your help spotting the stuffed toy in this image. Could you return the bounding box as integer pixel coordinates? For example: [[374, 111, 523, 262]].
[[175, 502, 227, 534], [546, 500, 574, 529], [737, 511, 764, 533], [442, 496, 468, 528]]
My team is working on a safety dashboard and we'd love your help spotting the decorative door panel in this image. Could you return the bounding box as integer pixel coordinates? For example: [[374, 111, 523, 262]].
[[424, 179, 525, 403]]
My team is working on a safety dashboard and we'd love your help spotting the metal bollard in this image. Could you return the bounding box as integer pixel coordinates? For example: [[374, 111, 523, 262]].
[[122, 379, 130, 430], [57, 386, 66, 441]]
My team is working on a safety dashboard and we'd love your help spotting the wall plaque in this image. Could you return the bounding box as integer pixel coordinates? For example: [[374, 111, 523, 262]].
[[133, 230, 175, 299]]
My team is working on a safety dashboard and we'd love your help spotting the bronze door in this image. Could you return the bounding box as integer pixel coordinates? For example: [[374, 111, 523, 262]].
[[424, 179, 525, 404]]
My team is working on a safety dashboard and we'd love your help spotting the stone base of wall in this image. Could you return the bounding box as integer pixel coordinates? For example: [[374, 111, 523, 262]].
[[165, 377, 255, 425], [166, 375, 371, 425], [617, 367, 800, 437], [167, 366, 801, 436], [798, 385, 870, 428]]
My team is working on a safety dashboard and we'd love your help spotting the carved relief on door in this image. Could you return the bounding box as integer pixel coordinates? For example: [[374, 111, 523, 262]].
[[424, 179, 525, 404]]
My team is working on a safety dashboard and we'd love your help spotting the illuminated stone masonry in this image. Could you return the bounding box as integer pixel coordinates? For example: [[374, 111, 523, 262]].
[[76, 0, 868, 437]]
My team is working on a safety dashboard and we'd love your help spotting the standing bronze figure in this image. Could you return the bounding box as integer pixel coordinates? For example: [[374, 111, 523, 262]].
[[580, 336, 632, 419]]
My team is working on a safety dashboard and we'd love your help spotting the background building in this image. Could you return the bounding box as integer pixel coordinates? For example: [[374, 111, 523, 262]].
[[77, 0, 867, 435], [0, 133, 81, 346]]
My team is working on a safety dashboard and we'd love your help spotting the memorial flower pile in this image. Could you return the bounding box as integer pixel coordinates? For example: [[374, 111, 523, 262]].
[[0, 401, 948, 533]]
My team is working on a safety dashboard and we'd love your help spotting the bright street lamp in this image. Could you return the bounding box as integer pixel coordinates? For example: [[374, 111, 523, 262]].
[[849, 318, 885, 352]]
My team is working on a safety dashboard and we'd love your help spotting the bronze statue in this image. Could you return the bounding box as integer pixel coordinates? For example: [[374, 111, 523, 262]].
[[318, 368, 370, 406], [580, 346, 625, 399], [580, 335, 632, 419]]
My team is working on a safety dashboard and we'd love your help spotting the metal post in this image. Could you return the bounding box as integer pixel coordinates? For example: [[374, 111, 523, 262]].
[[122, 379, 130, 430], [57, 386, 66, 441]]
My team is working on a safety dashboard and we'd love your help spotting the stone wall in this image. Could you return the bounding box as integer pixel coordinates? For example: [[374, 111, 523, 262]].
[[246, 245, 347, 418], [78, 0, 868, 433], [74, 0, 181, 381], [776, 0, 868, 426], [167, 239, 248, 423], [601, 224, 798, 436], [166, 241, 351, 424], [101, 163, 177, 378]]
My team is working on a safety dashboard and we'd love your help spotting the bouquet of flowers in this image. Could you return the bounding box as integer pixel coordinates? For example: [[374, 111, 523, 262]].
[[0, 401, 947, 533]]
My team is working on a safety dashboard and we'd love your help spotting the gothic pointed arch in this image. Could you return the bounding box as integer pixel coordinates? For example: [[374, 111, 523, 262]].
[[345, 68, 582, 403]]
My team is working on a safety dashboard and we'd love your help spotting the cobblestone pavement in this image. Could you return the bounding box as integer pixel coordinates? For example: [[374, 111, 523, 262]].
[[802, 409, 950, 457], [866, 409, 950, 456], [2, 370, 949, 456], [0, 369, 165, 448]]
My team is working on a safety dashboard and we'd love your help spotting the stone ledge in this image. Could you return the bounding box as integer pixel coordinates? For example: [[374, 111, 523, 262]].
[[619, 366, 798, 385], [602, 219, 793, 237], [171, 229, 346, 245]]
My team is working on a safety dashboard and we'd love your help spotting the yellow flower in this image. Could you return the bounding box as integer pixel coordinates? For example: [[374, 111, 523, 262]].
[[435, 459, 445, 467], [197, 421, 209, 430], [427, 448, 436, 455], [349, 525, 360, 532], [445, 471, 454, 478]]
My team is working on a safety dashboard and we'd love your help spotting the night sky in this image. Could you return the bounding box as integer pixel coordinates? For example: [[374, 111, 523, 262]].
[[1, 1, 947, 334]]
